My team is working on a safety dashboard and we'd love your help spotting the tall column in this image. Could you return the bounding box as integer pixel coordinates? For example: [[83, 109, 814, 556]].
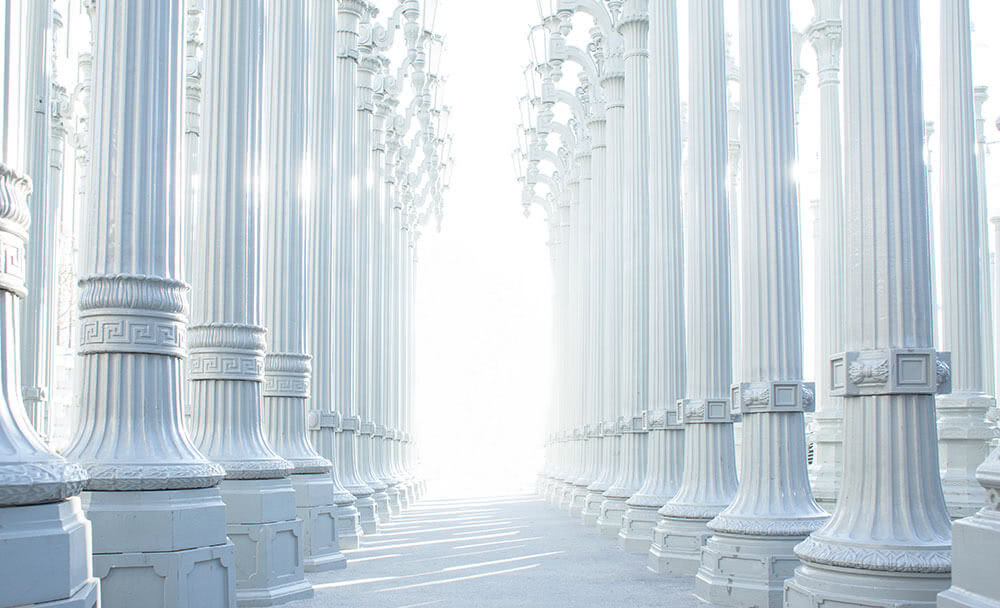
[[806, 0, 845, 511], [305, 0, 363, 550], [696, 2, 828, 606], [937, 0, 996, 519], [785, 2, 954, 606], [0, 2, 98, 604], [975, 86, 995, 400], [181, 0, 202, 288], [649, 0, 738, 576], [356, 39, 389, 527], [188, 2, 316, 601], [63, 2, 237, 604], [334, 0, 377, 529], [371, 67, 394, 522], [19, 0, 56, 441], [582, 107, 610, 526], [622, 0, 685, 555], [597, 36, 632, 538]]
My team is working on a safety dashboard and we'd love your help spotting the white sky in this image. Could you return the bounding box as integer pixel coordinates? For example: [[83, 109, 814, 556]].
[[414, 0, 1000, 498]]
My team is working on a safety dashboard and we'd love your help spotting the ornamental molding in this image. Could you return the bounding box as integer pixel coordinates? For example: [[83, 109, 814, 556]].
[[188, 323, 266, 381], [830, 349, 952, 396], [81, 461, 225, 491], [677, 398, 734, 424], [307, 410, 341, 432], [794, 536, 951, 574], [708, 513, 828, 537], [360, 421, 375, 435], [341, 416, 360, 432], [0, 461, 88, 507], [78, 277, 189, 356], [263, 352, 311, 398], [730, 381, 815, 414], [215, 458, 294, 481]]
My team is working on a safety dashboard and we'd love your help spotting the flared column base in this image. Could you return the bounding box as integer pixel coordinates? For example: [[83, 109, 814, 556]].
[[696, 532, 804, 608], [558, 481, 576, 512], [597, 496, 628, 537], [581, 490, 604, 526], [937, 508, 1000, 608], [288, 474, 345, 573], [617, 505, 658, 553], [647, 516, 712, 575], [82, 488, 236, 608], [938, 395, 996, 519], [372, 491, 391, 524], [0, 498, 100, 608], [220, 479, 312, 607], [786, 562, 950, 608]]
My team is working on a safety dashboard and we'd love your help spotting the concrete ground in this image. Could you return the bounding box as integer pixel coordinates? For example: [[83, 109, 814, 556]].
[[287, 492, 710, 608]]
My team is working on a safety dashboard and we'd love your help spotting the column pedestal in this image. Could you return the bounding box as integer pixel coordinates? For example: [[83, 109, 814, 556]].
[[219, 479, 312, 607], [620, 424, 684, 553], [0, 499, 99, 608], [84, 488, 236, 608], [938, 395, 995, 517], [290, 474, 346, 572]]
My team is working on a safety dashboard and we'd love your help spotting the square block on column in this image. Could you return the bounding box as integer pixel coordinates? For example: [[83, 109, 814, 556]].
[[228, 518, 312, 607], [220, 478, 298, 525], [93, 541, 235, 608]]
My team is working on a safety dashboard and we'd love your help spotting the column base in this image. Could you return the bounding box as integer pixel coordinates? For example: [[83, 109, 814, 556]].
[[354, 495, 377, 534], [937, 508, 1000, 608], [786, 562, 950, 608], [647, 516, 711, 575], [385, 484, 402, 517], [568, 484, 589, 518], [334, 502, 361, 550], [617, 505, 658, 553], [93, 543, 235, 608], [938, 395, 997, 519], [372, 491, 391, 524], [696, 532, 804, 608], [288, 474, 345, 573], [82, 488, 236, 608], [0, 498, 99, 608], [597, 496, 628, 538], [219, 479, 312, 607], [558, 482, 575, 511], [399, 483, 411, 510], [581, 490, 604, 526]]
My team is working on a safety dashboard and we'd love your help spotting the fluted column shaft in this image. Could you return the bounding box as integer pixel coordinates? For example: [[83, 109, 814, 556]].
[[305, 0, 358, 515], [20, 0, 56, 441], [623, 0, 685, 554], [974, 86, 994, 398], [787, 3, 953, 607], [371, 84, 393, 495], [189, 0, 295, 482], [606, 0, 648, 508], [806, 0, 845, 509], [334, 0, 376, 510], [936, 0, 996, 519], [697, 2, 827, 605], [649, 0, 736, 576]]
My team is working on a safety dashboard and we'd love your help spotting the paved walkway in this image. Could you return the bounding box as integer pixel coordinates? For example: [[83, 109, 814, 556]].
[[287, 492, 707, 608]]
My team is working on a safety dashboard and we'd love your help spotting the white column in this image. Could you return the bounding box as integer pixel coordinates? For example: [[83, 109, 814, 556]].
[[806, 0, 844, 511], [571, 136, 595, 517], [370, 67, 394, 521], [786, 2, 954, 606], [582, 108, 611, 526], [189, 2, 316, 601], [305, 0, 363, 550], [19, 0, 56, 441], [181, 0, 202, 289], [649, 0, 738, 576], [993, 215, 1000, 403], [356, 40, 389, 527], [596, 38, 631, 538], [696, 2, 828, 606], [975, 86, 995, 400], [63, 2, 237, 604], [0, 2, 98, 604], [611, 0, 652, 546], [334, 0, 378, 529], [936, 0, 996, 519], [622, 0, 685, 555]]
